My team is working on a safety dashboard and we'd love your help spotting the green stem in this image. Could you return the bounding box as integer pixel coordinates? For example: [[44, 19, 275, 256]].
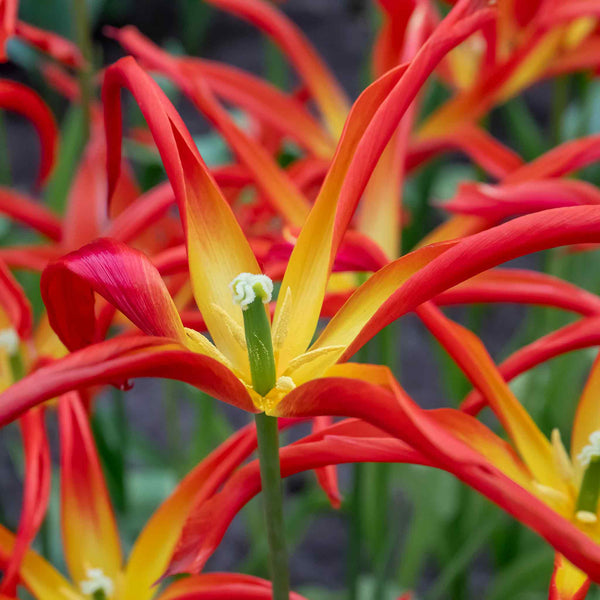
[[349, 331, 370, 600], [236, 277, 289, 600], [255, 412, 290, 600], [71, 0, 94, 141], [348, 461, 364, 600]]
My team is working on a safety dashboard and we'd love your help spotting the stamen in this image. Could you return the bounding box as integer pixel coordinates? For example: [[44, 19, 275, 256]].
[[184, 328, 234, 370], [230, 273, 273, 310], [80, 568, 114, 598], [284, 345, 345, 373], [0, 328, 19, 356], [275, 376, 296, 392], [576, 510, 598, 524], [551, 428, 575, 482], [210, 304, 247, 349], [231, 273, 276, 397], [271, 286, 292, 356]]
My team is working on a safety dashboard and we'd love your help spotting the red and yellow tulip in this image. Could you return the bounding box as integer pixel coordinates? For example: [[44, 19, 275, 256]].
[[0, 390, 311, 599]]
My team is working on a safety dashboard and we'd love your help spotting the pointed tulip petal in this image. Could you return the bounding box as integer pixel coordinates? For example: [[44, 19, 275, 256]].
[[271, 63, 408, 373], [550, 554, 591, 600], [59, 392, 122, 588], [330, 206, 600, 363], [272, 377, 600, 581], [110, 28, 311, 227], [203, 0, 350, 137], [274, 0, 494, 373], [0, 258, 32, 338], [122, 424, 260, 600], [103, 57, 259, 373], [417, 303, 566, 491], [0, 524, 83, 600], [14, 21, 84, 67], [0, 336, 256, 427], [0, 80, 57, 186], [41, 238, 187, 351], [158, 573, 309, 600], [167, 415, 428, 576], [462, 317, 600, 416], [436, 269, 600, 317], [443, 179, 600, 222], [0, 187, 62, 241], [0, 408, 51, 596]]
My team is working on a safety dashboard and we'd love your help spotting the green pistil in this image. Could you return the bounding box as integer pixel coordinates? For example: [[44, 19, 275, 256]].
[[241, 282, 276, 396], [92, 591, 107, 600], [576, 457, 600, 517]]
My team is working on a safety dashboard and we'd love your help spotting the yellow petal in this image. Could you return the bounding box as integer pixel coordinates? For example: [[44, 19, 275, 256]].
[[0, 524, 84, 600], [550, 554, 591, 600], [286, 243, 452, 383], [423, 309, 568, 494], [272, 66, 406, 375], [59, 394, 122, 591]]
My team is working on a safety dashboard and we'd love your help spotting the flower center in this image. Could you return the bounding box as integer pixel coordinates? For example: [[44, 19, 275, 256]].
[[575, 431, 600, 524], [231, 273, 276, 399], [80, 568, 114, 599]]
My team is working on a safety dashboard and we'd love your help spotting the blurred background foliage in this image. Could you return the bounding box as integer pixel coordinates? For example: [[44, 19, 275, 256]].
[[2, 1, 600, 599]]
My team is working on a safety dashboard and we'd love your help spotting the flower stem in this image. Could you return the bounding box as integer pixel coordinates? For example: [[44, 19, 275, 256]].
[[233, 274, 289, 600], [255, 412, 290, 600]]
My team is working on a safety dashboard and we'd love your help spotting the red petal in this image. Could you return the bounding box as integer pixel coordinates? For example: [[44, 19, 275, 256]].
[[14, 21, 84, 67], [58, 392, 122, 586], [202, 0, 350, 137], [336, 205, 600, 361], [41, 238, 187, 351], [311, 416, 342, 508], [461, 316, 600, 415], [0, 336, 256, 427], [436, 268, 600, 317], [0, 258, 32, 338], [0, 80, 57, 186], [158, 573, 309, 600], [273, 377, 600, 581], [0, 408, 50, 595], [167, 418, 428, 576], [0, 187, 62, 241]]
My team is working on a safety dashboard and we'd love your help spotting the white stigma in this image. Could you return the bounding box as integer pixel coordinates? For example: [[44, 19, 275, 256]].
[[0, 328, 19, 356], [80, 568, 114, 597], [577, 431, 600, 468], [230, 273, 273, 310]]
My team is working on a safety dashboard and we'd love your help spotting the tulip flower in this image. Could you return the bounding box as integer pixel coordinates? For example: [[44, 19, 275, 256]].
[[108, 0, 519, 263], [0, 390, 311, 599]]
